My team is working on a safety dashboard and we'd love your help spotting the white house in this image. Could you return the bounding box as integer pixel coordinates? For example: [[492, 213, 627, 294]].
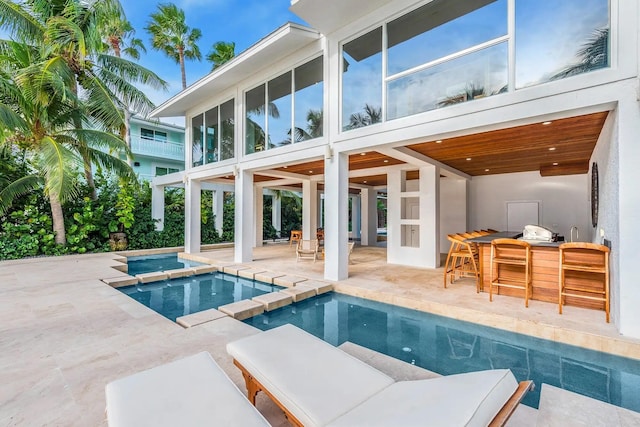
[[151, 0, 640, 338]]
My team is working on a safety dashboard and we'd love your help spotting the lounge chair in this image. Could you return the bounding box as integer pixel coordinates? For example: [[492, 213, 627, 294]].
[[227, 324, 533, 427], [296, 239, 319, 262], [105, 351, 270, 427]]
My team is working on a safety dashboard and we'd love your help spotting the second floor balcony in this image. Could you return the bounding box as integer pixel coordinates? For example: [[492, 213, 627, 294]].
[[131, 134, 184, 162]]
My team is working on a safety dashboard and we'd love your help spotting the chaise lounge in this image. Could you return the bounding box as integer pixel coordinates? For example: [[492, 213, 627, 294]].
[[227, 324, 533, 427]]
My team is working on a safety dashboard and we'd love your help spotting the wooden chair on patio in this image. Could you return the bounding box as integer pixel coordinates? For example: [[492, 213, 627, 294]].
[[289, 230, 302, 247], [296, 239, 319, 262]]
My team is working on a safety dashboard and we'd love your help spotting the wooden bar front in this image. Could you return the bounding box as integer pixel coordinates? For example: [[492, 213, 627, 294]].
[[477, 243, 607, 310]]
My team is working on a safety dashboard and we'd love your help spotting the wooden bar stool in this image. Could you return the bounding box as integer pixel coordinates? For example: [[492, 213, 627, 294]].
[[490, 238, 532, 307], [289, 230, 302, 247], [558, 242, 610, 322], [443, 234, 480, 292]]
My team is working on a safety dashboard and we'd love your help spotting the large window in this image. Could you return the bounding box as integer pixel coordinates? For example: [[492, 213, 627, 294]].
[[515, 0, 609, 88], [141, 128, 168, 142], [192, 99, 235, 167], [342, 28, 382, 131], [340, 0, 610, 128], [245, 57, 324, 155]]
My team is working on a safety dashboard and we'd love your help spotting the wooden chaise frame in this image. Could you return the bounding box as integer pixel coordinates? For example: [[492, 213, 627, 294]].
[[233, 359, 534, 427]]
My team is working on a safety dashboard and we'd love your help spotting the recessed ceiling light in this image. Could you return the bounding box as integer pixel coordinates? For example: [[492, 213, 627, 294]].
[[466, 157, 472, 161], [360, 152, 366, 156], [383, 159, 389, 163], [553, 162, 558, 166], [283, 165, 288, 168], [363, 180, 367, 183], [548, 147, 556, 151], [485, 169, 490, 172], [309, 170, 313, 173], [543, 121, 552, 125], [225, 175, 230, 178], [435, 140, 443, 144]]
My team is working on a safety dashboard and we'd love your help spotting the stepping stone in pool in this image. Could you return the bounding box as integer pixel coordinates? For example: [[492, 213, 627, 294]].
[[136, 272, 169, 284], [102, 275, 138, 288], [191, 265, 218, 275], [176, 308, 228, 328], [296, 280, 333, 295], [254, 271, 286, 284], [280, 284, 316, 302], [165, 268, 194, 279], [218, 300, 264, 320], [238, 268, 267, 280], [222, 265, 251, 276], [252, 293, 293, 312], [273, 275, 307, 288]]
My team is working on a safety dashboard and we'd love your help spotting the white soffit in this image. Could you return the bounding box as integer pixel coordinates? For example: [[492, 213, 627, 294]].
[[151, 23, 320, 118], [290, 0, 391, 35]]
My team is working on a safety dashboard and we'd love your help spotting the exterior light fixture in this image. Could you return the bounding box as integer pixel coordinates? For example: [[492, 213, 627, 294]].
[[548, 147, 556, 151], [553, 162, 559, 166], [383, 159, 389, 163], [542, 121, 552, 125], [309, 170, 313, 173], [485, 169, 490, 172], [435, 140, 442, 144], [466, 157, 472, 161], [360, 152, 366, 156]]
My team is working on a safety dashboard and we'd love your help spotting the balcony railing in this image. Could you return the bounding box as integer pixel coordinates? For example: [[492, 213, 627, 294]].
[[130, 134, 184, 161]]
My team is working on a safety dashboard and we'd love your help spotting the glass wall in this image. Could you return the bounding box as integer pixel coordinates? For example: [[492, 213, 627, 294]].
[[340, 0, 609, 129], [515, 0, 610, 88], [191, 99, 235, 167], [245, 56, 324, 154], [294, 56, 324, 141], [342, 27, 382, 131]]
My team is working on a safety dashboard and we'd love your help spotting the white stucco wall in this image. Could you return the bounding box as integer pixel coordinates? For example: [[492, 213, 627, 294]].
[[468, 171, 590, 241], [439, 177, 467, 250]]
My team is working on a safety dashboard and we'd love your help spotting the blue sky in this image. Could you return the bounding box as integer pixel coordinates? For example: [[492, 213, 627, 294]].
[[122, 0, 305, 114]]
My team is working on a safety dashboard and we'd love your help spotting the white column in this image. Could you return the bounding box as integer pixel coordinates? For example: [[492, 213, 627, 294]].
[[213, 188, 224, 237], [386, 170, 402, 264], [184, 178, 201, 254], [360, 189, 378, 246], [617, 96, 640, 337], [234, 168, 254, 263], [272, 195, 281, 236], [151, 185, 165, 231], [351, 195, 361, 240], [255, 187, 263, 247], [302, 180, 318, 240], [324, 152, 349, 281], [420, 165, 440, 268]]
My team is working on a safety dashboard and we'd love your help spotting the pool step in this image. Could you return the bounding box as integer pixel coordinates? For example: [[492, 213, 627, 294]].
[[101, 275, 138, 288], [218, 300, 265, 320], [190, 265, 218, 275], [298, 280, 333, 295], [165, 268, 194, 279], [252, 293, 293, 312], [136, 272, 169, 284], [273, 275, 308, 287], [222, 265, 251, 275], [281, 284, 317, 302], [254, 271, 286, 284], [176, 308, 227, 328], [238, 268, 267, 280]]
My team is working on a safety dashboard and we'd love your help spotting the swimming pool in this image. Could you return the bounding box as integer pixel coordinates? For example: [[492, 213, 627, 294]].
[[119, 273, 282, 321], [126, 253, 205, 276], [243, 292, 640, 411]]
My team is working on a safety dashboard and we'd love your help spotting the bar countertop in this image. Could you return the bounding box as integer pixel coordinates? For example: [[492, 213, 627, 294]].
[[467, 231, 565, 247]]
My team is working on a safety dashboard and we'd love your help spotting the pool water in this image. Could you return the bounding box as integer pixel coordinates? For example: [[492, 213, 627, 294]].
[[243, 292, 640, 411], [119, 273, 281, 321], [127, 253, 205, 276]]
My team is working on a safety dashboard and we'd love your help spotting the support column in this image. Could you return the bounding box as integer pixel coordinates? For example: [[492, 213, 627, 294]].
[[324, 152, 349, 281], [151, 185, 165, 231], [234, 168, 254, 263], [184, 178, 201, 254], [272, 195, 281, 237], [255, 187, 263, 247], [351, 195, 361, 240], [360, 189, 377, 246], [213, 188, 224, 237], [302, 180, 318, 240], [420, 165, 440, 268]]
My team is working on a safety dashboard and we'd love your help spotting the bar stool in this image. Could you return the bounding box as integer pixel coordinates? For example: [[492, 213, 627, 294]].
[[558, 242, 610, 322], [490, 238, 532, 307], [443, 234, 480, 292], [289, 230, 302, 247]]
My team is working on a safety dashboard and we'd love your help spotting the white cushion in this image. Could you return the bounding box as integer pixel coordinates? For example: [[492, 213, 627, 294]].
[[227, 324, 395, 427], [327, 369, 518, 427], [105, 351, 270, 427]]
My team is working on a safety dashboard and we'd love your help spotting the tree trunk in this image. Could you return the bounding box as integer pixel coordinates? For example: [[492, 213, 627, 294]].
[[124, 109, 133, 167], [179, 49, 187, 89], [84, 158, 97, 200], [49, 191, 66, 245]]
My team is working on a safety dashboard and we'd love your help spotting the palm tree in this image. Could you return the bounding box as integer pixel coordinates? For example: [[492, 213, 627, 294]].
[[207, 41, 235, 71], [347, 104, 382, 130], [552, 28, 609, 80], [0, 40, 134, 245], [0, 0, 165, 198], [146, 3, 202, 89], [98, 2, 166, 167]]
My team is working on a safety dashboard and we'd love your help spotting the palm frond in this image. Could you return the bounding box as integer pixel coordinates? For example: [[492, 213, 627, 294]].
[[0, 174, 43, 216], [96, 54, 167, 90], [0, 0, 45, 43], [85, 147, 136, 183], [0, 103, 28, 131]]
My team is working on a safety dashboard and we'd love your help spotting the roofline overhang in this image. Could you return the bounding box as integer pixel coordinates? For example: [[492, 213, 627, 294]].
[[150, 22, 320, 118]]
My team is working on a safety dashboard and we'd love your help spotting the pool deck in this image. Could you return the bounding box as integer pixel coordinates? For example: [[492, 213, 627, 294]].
[[1, 245, 639, 426]]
